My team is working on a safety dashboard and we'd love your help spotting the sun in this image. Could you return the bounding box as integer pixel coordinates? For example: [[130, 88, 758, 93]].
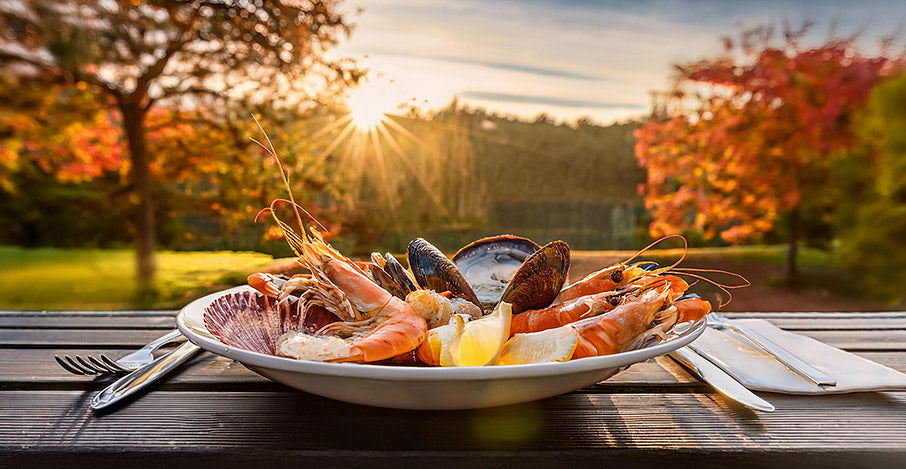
[[345, 80, 399, 132]]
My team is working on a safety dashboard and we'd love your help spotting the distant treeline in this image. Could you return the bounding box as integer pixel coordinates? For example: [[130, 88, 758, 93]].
[[0, 105, 647, 254], [334, 107, 646, 253]]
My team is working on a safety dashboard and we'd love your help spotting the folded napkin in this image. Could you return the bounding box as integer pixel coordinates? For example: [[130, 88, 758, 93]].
[[691, 319, 906, 394]]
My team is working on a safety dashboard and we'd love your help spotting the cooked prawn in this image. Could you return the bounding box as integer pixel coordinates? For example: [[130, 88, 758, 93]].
[[570, 287, 674, 359], [554, 235, 688, 305], [511, 275, 689, 335], [249, 123, 427, 363]]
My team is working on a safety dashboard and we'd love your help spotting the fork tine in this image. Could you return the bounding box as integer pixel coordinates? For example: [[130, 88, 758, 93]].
[[54, 355, 88, 375], [87, 355, 118, 374], [99, 355, 129, 372], [64, 355, 97, 375], [74, 355, 103, 374]]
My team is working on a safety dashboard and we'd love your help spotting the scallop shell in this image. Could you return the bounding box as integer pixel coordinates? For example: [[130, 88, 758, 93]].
[[204, 290, 301, 355]]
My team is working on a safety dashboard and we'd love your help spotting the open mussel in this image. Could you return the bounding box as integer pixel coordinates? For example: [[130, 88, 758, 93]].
[[499, 240, 570, 314], [407, 238, 482, 307], [451, 235, 540, 309], [370, 252, 418, 300], [405, 235, 570, 315]]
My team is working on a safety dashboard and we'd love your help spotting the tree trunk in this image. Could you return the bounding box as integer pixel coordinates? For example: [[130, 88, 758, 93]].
[[121, 102, 156, 299], [785, 206, 800, 281]]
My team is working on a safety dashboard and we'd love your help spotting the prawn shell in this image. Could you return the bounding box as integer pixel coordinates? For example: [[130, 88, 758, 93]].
[[451, 235, 541, 309], [407, 238, 482, 307], [204, 290, 299, 355], [501, 240, 570, 314]]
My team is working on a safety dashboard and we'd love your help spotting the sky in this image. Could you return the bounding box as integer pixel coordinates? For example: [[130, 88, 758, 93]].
[[333, 0, 906, 124]]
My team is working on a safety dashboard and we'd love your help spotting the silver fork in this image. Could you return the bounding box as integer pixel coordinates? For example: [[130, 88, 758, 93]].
[[54, 329, 184, 375]]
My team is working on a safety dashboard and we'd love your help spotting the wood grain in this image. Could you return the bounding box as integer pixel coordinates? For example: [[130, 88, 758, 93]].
[[0, 329, 182, 347], [5, 327, 906, 350], [2, 311, 906, 466], [3, 390, 906, 452]]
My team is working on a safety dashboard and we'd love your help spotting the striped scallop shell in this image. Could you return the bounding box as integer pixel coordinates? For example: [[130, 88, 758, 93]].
[[204, 290, 301, 355]]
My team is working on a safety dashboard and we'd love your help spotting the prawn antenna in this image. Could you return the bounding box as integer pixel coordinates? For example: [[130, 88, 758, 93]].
[[624, 234, 688, 273], [670, 268, 750, 308]]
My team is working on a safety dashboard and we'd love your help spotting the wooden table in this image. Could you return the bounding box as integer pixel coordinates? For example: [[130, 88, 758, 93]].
[[2, 310, 906, 467]]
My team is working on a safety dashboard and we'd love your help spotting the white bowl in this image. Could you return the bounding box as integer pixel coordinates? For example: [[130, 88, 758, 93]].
[[177, 286, 706, 410]]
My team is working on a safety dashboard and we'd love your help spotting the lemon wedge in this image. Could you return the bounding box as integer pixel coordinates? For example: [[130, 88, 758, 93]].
[[495, 324, 579, 365], [416, 314, 465, 366], [445, 301, 512, 367]]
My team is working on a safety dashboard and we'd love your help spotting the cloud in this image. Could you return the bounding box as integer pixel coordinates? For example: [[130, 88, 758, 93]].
[[338, 0, 906, 122], [458, 91, 647, 109], [417, 55, 605, 81], [357, 50, 606, 81]]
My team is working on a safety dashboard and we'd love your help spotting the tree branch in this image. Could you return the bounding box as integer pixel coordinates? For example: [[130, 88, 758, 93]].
[[132, 8, 203, 101]]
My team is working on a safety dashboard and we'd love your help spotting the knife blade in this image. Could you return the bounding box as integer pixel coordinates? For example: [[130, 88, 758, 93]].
[[90, 340, 201, 411], [669, 345, 775, 413]]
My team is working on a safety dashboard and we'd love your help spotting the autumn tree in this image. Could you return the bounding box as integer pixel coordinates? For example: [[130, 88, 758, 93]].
[[635, 25, 902, 279], [0, 0, 356, 293]]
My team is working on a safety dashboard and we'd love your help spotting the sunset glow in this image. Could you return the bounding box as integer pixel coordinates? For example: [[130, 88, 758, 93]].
[[345, 80, 399, 131]]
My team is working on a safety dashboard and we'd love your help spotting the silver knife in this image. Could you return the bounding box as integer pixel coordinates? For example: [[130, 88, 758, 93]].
[[90, 341, 201, 411], [708, 313, 836, 386], [670, 345, 775, 413]]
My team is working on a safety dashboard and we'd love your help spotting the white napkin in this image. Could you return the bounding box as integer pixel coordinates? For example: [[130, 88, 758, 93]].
[[691, 319, 906, 394]]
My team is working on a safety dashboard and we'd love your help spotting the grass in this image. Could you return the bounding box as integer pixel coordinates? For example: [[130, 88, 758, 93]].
[[577, 244, 834, 265], [0, 243, 866, 311], [0, 246, 274, 310]]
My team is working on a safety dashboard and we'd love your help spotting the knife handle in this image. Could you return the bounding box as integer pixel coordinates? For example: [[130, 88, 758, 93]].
[[671, 346, 775, 413], [90, 341, 201, 411]]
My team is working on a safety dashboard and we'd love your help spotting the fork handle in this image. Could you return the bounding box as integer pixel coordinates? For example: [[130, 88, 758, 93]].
[[90, 341, 201, 411], [141, 329, 184, 352]]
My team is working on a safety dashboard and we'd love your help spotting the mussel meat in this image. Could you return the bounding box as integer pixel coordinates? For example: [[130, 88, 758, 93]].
[[451, 235, 540, 309]]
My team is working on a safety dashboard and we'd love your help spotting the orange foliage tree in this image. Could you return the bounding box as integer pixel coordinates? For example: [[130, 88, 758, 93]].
[[0, 81, 123, 190], [0, 1, 355, 294], [635, 25, 902, 278]]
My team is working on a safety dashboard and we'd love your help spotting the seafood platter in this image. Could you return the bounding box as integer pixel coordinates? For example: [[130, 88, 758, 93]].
[[176, 142, 742, 410]]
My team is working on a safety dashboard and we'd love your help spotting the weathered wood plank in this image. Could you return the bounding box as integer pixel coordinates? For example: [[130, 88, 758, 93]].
[[0, 329, 177, 347], [0, 316, 175, 329], [0, 348, 270, 387], [724, 311, 906, 319], [4, 310, 896, 319], [752, 318, 906, 331], [4, 449, 904, 468], [4, 314, 902, 331], [4, 346, 905, 398], [792, 330, 906, 351], [2, 390, 906, 453], [3, 311, 904, 331], [0, 349, 703, 389], [0, 310, 177, 316], [5, 327, 906, 350]]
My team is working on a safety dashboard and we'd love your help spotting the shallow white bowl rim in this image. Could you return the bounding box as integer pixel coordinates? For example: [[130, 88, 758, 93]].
[[177, 286, 706, 381]]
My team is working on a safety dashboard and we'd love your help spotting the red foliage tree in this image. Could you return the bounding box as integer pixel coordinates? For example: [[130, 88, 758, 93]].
[[635, 25, 902, 278]]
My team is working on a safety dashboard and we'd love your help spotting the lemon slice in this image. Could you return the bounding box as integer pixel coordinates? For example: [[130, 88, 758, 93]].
[[445, 302, 512, 367], [495, 324, 579, 365]]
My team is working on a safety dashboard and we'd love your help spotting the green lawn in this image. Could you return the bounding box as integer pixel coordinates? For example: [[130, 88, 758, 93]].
[[0, 243, 864, 311], [0, 246, 274, 310]]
